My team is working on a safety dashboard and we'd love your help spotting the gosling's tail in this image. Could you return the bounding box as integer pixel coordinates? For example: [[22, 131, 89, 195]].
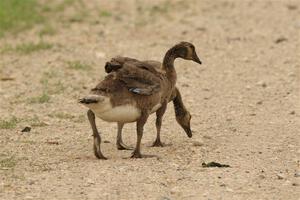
[[79, 95, 104, 104]]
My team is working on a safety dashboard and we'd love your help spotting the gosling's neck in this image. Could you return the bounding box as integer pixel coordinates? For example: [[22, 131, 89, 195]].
[[162, 48, 178, 85], [173, 88, 187, 117]]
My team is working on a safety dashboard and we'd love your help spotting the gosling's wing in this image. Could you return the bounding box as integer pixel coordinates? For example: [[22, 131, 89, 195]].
[[105, 57, 163, 75], [104, 56, 140, 73], [116, 63, 162, 95]]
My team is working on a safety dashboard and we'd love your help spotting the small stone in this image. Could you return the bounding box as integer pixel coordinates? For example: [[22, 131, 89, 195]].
[[232, 128, 237, 132], [287, 5, 297, 10], [160, 197, 171, 200], [246, 85, 251, 90], [275, 37, 288, 44], [290, 111, 295, 115], [277, 174, 284, 180], [170, 187, 180, 194], [256, 81, 267, 88], [95, 52, 106, 58], [87, 179, 95, 185], [28, 180, 35, 185], [193, 140, 204, 146], [181, 30, 188, 35], [21, 126, 31, 132], [256, 101, 263, 105], [203, 135, 212, 139], [258, 175, 265, 179], [294, 172, 300, 177], [196, 27, 206, 31]]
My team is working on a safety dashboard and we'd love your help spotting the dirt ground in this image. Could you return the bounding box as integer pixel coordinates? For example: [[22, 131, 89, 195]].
[[0, 0, 299, 199]]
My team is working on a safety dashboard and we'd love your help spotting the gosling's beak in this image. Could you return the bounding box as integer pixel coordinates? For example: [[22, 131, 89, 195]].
[[193, 52, 202, 64], [183, 126, 193, 138]]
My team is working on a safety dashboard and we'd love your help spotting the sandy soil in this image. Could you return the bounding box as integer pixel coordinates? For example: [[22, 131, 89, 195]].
[[0, 0, 299, 199]]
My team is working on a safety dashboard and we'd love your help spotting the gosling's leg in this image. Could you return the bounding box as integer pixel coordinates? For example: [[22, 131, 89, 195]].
[[131, 112, 149, 158], [87, 109, 107, 160], [116, 122, 133, 150], [152, 102, 167, 147]]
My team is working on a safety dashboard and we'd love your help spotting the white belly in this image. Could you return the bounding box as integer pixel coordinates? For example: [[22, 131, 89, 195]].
[[95, 104, 141, 122], [83, 95, 160, 123]]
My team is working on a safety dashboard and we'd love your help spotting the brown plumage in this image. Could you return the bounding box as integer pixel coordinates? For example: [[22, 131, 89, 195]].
[[104, 56, 192, 150], [79, 41, 201, 159]]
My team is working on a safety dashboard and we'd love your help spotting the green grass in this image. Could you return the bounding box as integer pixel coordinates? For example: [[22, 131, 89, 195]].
[[48, 112, 75, 120], [2, 41, 54, 54], [27, 116, 48, 127], [28, 92, 50, 104], [39, 24, 56, 36], [0, 156, 16, 169], [99, 10, 112, 17], [0, 0, 43, 37], [68, 61, 91, 70], [15, 41, 53, 54], [52, 0, 77, 12], [0, 117, 18, 129], [40, 71, 65, 95]]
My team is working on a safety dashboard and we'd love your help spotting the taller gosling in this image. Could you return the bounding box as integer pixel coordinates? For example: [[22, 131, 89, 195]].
[[104, 57, 193, 149], [79, 42, 201, 159]]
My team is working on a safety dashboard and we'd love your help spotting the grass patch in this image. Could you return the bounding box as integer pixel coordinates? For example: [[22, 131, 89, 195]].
[[0, 117, 18, 129], [39, 24, 56, 36], [99, 10, 112, 17], [15, 41, 53, 54], [69, 11, 88, 23], [68, 61, 91, 70], [2, 41, 54, 54], [48, 112, 75, 120], [40, 71, 65, 95], [51, 0, 77, 12], [0, 0, 43, 37], [73, 114, 86, 123], [27, 116, 48, 127], [28, 92, 50, 104], [0, 156, 16, 169], [150, 2, 171, 15]]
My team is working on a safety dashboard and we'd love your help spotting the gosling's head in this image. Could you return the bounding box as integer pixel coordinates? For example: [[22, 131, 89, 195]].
[[176, 111, 192, 138], [172, 41, 202, 64]]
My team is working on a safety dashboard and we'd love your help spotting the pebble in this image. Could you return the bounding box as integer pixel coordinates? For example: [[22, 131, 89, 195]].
[[277, 174, 285, 180], [257, 81, 267, 88], [86, 179, 95, 185], [290, 111, 295, 115], [21, 126, 31, 132], [256, 101, 263, 105], [170, 187, 180, 194], [203, 135, 212, 139], [226, 188, 234, 192], [95, 52, 106, 58], [160, 197, 171, 200], [294, 172, 300, 177], [193, 139, 204, 146], [258, 175, 265, 179]]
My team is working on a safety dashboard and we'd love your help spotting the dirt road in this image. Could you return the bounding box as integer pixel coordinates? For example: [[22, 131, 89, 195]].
[[0, 0, 299, 199]]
